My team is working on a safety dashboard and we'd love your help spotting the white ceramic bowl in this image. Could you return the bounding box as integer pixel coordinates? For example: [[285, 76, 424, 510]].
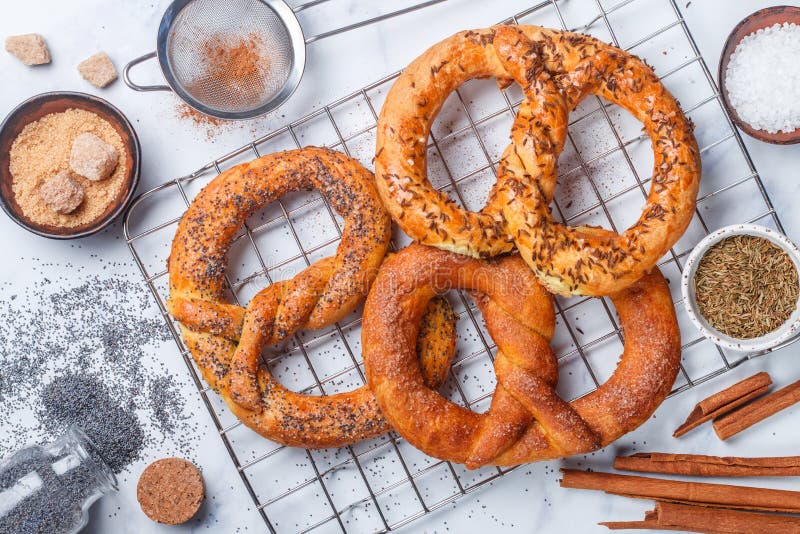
[[681, 224, 800, 352]]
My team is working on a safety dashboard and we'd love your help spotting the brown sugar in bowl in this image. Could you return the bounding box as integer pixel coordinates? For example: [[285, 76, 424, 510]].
[[0, 92, 141, 238]]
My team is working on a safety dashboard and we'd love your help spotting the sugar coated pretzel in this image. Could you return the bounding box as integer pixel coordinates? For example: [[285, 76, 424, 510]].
[[168, 147, 457, 448], [362, 244, 681, 467]]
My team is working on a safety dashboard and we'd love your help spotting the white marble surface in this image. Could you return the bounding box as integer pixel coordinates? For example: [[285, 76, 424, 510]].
[[2, 0, 800, 533]]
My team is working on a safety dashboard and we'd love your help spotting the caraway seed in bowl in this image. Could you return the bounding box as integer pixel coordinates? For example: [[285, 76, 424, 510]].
[[694, 234, 799, 339]]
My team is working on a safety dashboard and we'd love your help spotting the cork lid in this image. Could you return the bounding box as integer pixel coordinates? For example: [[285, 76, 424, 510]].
[[137, 458, 205, 525]]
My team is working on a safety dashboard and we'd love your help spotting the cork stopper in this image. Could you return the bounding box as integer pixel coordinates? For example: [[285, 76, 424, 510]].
[[137, 458, 205, 525]]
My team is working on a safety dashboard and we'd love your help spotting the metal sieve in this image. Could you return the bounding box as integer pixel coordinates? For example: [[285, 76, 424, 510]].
[[123, 0, 446, 120]]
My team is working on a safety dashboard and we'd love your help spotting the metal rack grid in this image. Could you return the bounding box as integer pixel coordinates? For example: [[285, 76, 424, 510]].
[[124, 0, 789, 532]]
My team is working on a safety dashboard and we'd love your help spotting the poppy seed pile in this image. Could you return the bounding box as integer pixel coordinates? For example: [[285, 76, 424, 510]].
[[38, 373, 144, 473], [0, 264, 196, 473]]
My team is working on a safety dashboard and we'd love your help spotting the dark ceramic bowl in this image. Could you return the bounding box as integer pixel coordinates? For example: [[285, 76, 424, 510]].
[[0, 92, 141, 239], [719, 5, 800, 144]]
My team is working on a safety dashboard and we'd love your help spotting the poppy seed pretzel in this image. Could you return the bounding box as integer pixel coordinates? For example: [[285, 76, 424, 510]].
[[362, 244, 681, 467], [167, 147, 458, 448]]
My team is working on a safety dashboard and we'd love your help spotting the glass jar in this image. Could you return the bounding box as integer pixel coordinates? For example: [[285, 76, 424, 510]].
[[0, 426, 117, 534]]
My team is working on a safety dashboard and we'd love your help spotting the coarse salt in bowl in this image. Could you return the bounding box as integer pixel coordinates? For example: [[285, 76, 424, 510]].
[[719, 6, 800, 143], [725, 22, 800, 135], [681, 224, 800, 353]]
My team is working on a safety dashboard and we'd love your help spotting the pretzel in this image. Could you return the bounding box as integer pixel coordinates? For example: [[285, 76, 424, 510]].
[[493, 26, 700, 296], [362, 244, 681, 467], [374, 27, 570, 258], [167, 147, 457, 448], [375, 25, 700, 295]]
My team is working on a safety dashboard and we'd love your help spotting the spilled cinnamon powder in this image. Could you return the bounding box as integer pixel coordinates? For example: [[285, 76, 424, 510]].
[[175, 102, 270, 141], [176, 104, 223, 125]]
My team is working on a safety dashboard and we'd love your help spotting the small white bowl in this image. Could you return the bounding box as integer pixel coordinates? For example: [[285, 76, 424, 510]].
[[681, 224, 800, 353]]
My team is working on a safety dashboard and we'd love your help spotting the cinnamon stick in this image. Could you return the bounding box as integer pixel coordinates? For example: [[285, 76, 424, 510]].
[[560, 469, 800, 513], [614, 453, 800, 477], [714, 380, 800, 440], [713, 380, 800, 440], [673, 372, 772, 437], [600, 508, 684, 533], [601, 502, 800, 533]]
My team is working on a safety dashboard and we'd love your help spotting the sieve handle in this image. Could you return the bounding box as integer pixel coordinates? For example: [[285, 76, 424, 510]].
[[303, 0, 449, 44], [123, 52, 171, 92]]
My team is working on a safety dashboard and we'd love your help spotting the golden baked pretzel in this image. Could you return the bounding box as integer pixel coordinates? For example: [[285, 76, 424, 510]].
[[374, 27, 572, 258], [375, 25, 700, 296], [493, 26, 701, 296], [362, 244, 681, 468], [167, 147, 457, 448]]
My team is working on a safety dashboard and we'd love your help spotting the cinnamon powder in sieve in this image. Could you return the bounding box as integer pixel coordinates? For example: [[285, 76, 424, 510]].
[[9, 109, 127, 228], [205, 33, 265, 82], [194, 32, 270, 107]]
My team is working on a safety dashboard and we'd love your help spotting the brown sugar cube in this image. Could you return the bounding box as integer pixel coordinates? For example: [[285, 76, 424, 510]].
[[39, 170, 84, 214], [77, 52, 117, 88], [69, 132, 118, 181], [137, 458, 205, 525], [5, 34, 51, 66]]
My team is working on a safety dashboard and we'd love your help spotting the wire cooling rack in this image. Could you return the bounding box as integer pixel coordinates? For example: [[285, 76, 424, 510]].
[[124, 0, 790, 532]]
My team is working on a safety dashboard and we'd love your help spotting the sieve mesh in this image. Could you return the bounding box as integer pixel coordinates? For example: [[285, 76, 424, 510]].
[[166, 0, 295, 114]]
